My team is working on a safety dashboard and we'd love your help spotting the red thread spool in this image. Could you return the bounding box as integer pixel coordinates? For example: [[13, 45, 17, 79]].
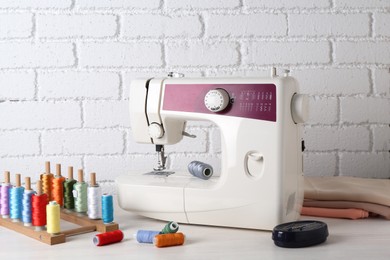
[[93, 230, 124, 246], [31, 193, 48, 227]]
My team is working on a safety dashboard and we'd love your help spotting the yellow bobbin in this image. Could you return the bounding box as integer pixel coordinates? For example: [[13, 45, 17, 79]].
[[46, 201, 61, 235]]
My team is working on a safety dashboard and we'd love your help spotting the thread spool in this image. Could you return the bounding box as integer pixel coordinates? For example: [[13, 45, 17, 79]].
[[31, 180, 47, 231], [64, 166, 77, 210], [153, 233, 185, 248], [135, 230, 160, 243], [101, 194, 114, 224], [41, 161, 53, 203], [10, 173, 24, 222], [46, 201, 61, 234], [188, 161, 214, 180], [22, 177, 34, 226], [87, 172, 102, 219], [51, 164, 65, 207], [73, 169, 88, 214], [93, 230, 124, 246], [161, 221, 179, 234], [1, 171, 11, 218]]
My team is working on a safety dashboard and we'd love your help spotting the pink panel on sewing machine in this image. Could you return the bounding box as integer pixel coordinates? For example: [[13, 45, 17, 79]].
[[163, 84, 277, 122]]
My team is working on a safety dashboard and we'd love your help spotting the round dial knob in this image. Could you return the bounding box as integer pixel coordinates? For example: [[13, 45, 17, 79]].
[[148, 122, 164, 139], [291, 94, 309, 123], [204, 89, 230, 112]]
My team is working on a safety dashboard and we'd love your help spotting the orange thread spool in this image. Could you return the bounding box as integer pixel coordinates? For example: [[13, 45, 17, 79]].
[[31, 180, 47, 230], [51, 164, 65, 207], [41, 161, 53, 203], [153, 233, 185, 248]]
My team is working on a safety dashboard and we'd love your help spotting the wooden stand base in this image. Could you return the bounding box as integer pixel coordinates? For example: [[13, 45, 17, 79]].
[[0, 210, 119, 245]]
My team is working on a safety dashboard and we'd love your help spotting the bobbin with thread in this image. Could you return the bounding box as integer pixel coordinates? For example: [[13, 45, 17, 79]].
[[188, 161, 214, 180], [64, 166, 77, 210], [1, 171, 11, 218], [46, 201, 61, 234], [31, 180, 47, 231], [153, 232, 185, 248], [10, 173, 24, 222], [93, 230, 124, 246], [87, 172, 102, 220], [22, 177, 34, 226], [51, 164, 65, 207], [73, 169, 88, 215], [41, 161, 53, 203]]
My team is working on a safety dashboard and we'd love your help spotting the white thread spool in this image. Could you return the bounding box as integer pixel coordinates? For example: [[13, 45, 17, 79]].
[[87, 172, 101, 219]]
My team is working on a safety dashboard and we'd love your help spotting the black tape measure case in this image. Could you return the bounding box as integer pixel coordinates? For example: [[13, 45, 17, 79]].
[[272, 220, 329, 248]]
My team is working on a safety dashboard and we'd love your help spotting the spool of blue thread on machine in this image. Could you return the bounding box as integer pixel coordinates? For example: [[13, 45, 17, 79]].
[[101, 193, 114, 224], [188, 161, 214, 180], [10, 174, 24, 222]]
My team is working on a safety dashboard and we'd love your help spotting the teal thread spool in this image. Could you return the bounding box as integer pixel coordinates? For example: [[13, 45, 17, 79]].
[[73, 169, 88, 214], [10, 174, 24, 222], [101, 193, 114, 223], [161, 221, 179, 234]]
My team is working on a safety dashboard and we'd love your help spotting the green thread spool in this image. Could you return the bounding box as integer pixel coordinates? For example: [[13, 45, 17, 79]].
[[161, 221, 179, 234], [64, 167, 77, 210], [73, 169, 88, 214]]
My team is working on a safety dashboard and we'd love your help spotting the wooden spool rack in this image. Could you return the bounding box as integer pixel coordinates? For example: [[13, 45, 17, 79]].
[[0, 209, 119, 245]]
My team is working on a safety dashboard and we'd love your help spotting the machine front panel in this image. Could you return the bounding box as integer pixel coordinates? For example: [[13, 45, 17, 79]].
[[163, 84, 277, 122]]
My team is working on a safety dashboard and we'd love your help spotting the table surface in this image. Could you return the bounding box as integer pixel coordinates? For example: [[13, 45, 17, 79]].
[[1, 198, 390, 260]]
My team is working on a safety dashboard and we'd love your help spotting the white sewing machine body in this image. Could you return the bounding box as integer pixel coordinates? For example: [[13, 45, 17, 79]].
[[116, 73, 307, 230]]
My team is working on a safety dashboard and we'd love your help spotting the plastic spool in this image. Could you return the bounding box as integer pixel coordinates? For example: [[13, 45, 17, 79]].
[[161, 221, 179, 234], [187, 161, 214, 180], [272, 220, 329, 248], [46, 201, 61, 234], [135, 230, 160, 243], [73, 169, 88, 214], [93, 230, 124, 246], [22, 177, 34, 226], [1, 171, 11, 218], [87, 172, 102, 220], [10, 173, 24, 222], [153, 233, 185, 248], [101, 194, 114, 223]]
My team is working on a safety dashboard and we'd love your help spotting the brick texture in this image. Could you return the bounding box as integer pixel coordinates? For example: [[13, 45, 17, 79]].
[[207, 14, 286, 37], [289, 14, 369, 37], [122, 14, 202, 38], [0, 14, 33, 38], [37, 14, 117, 38], [39, 71, 120, 99]]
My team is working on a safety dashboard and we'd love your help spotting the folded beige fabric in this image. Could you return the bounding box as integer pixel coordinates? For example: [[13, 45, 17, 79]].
[[304, 176, 390, 207], [301, 206, 369, 220], [303, 200, 390, 219]]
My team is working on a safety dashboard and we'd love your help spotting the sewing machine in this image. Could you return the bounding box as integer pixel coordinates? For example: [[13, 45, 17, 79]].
[[116, 69, 308, 230]]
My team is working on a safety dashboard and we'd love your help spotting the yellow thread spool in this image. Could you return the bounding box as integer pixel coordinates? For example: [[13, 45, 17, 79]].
[[46, 201, 60, 234]]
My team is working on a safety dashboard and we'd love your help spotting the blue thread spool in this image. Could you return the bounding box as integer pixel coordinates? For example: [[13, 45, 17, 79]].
[[135, 230, 160, 243], [22, 190, 34, 226], [188, 161, 214, 180], [10, 186, 24, 222], [101, 194, 114, 223]]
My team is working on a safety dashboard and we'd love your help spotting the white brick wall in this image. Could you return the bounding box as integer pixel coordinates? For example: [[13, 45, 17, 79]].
[[0, 1, 388, 193]]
